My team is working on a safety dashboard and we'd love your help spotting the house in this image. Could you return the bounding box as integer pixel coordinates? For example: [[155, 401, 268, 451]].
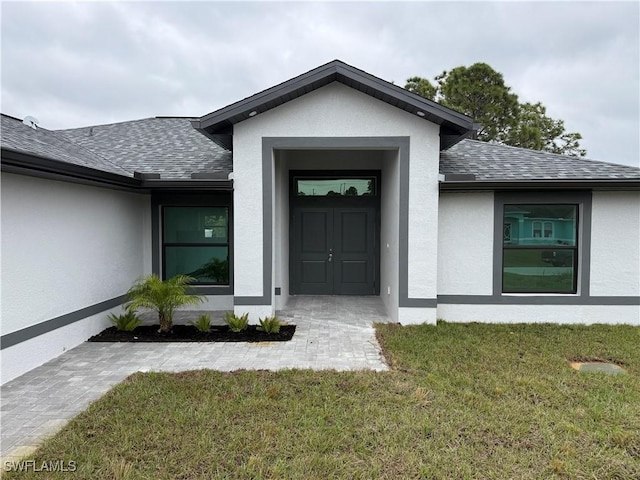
[[2, 60, 639, 384]]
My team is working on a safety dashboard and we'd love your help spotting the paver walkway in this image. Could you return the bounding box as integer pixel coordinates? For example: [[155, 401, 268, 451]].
[[1, 296, 391, 461]]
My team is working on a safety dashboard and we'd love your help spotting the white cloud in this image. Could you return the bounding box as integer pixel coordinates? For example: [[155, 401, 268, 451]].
[[1, 1, 638, 166]]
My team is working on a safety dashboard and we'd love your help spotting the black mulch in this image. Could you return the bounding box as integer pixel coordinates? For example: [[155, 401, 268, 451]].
[[88, 324, 296, 343]]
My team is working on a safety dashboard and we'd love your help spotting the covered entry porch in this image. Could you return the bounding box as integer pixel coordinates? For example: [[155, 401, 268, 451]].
[[270, 140, 405, 321]]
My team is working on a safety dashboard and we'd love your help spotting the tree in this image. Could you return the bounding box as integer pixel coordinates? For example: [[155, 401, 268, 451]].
[[404, 63, 586, 156], [506, 102, 586, 157], [435, 63, 519, 144], [404, 76, 437, 101]]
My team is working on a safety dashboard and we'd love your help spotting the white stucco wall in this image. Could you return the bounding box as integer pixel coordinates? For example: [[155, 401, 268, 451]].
[[380, 150, 400, 321], [398, 307, 437, 325], [1, 305, 123, 383], [231, 153, 265, 299], [589, 191, 640, 297], [438, 304, 639, 325], [186, 295, 234, 311], [233, 82, 441, 317], [274, 150, 290, 310], [436, 189, 640, 326], [1, 173, 151, 383], [437, 192, 495, 295]]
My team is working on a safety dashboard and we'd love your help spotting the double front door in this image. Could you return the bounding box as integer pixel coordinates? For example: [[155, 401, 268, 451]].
[[291, 207, 377, 295]]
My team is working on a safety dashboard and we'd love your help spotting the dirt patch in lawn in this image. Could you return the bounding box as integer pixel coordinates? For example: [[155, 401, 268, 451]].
[[88, 324, 296, 343]]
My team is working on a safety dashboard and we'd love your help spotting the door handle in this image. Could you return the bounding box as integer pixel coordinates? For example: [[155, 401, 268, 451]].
[[328, 250, 333, 263]]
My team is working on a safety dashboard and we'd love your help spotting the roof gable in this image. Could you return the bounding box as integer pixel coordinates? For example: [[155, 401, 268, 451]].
[[191, 60, 476, 150]]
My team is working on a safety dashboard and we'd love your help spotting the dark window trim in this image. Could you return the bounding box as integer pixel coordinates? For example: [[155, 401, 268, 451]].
[[493, 191, 592, 299], [151, 192, 233, 295]]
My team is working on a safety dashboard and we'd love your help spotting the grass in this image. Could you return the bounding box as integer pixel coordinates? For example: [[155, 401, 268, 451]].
[[6, 322, 639, 479]]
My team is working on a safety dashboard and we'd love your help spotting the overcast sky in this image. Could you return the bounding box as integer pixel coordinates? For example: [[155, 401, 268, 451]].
[[1, 1, 638, 167]]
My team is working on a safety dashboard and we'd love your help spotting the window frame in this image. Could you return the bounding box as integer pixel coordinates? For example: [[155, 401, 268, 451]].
[[161, 206, 230, 286], [293, 176, 378, 197], [151, 192, 233, 295], [494, 191, 592, 297]]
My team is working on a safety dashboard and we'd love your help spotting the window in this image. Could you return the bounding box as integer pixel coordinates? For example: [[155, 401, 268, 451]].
[[162, 207, 229, 285], [532, 221, 542, 238], [532, 221, 554, 238], [502, 204, 578, 293], [295, 177, 377, 196], [503, 222, 512, 243]]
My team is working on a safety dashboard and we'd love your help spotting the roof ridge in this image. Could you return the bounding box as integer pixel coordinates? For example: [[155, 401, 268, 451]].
[[57, 117, 161, 132], [1, 113, 28, 123], [57, 116, 201, 133]]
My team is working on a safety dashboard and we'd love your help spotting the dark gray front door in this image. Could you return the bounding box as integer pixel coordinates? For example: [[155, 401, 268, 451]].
[[292, 207, 376, 295]]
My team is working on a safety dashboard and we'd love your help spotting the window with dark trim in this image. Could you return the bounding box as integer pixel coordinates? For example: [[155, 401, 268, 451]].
[[162, 206, 229, 285], [294, 176, 377, 196], [502, 204, 578, 293]]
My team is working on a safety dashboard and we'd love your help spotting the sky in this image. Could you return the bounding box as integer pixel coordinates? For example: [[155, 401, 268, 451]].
[[1, 1, 638, 167]]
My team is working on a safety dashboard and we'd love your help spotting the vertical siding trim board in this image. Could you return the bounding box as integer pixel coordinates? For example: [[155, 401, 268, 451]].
[[0, 295, 126, 349]]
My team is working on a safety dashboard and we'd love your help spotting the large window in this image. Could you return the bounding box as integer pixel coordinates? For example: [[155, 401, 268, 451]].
[[502, 204, 578, 293], [163, 207, 229, 285]]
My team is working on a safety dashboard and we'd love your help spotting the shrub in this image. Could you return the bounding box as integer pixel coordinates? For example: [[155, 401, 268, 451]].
[[257, 316, 281, 334], [190, 314, 212, 333], [108, 311, 142, 332], [224, 311, 249, 333], [124, 274, 205, 333]]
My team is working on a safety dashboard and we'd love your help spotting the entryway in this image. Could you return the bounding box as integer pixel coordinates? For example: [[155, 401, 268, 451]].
[[289, 172, 380, 296]]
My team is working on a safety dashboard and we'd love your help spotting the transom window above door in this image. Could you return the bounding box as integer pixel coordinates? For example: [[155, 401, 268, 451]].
[[295, 177, 377, 196]]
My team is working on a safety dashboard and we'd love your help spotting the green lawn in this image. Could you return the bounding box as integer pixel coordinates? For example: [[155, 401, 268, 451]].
[[6, 323, 639, 479]]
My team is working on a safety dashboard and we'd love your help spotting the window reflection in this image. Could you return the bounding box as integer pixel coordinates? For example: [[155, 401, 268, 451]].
[[296, 178, 376, 196]]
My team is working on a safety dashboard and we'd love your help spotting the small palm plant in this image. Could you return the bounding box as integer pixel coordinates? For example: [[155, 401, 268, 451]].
[[190, 313, 212, 333], [257, 316, 281, 334], [224, 311, 249, 333], [124, 274, 204, 333], [108, 311, 142, 332]]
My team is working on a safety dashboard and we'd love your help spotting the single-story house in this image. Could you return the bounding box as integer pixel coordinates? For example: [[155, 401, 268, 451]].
[[2, 60, 639, 384]]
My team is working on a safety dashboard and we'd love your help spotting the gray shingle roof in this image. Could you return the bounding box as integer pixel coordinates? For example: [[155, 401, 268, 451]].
[[1, 114, 132, 176], [4, 113, 637, 184], [58, 117, 232, 180], [440, 139, 640, 180]]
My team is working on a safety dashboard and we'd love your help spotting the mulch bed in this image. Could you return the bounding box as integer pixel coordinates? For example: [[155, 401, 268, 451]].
[[88, 324, 296, 343]]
